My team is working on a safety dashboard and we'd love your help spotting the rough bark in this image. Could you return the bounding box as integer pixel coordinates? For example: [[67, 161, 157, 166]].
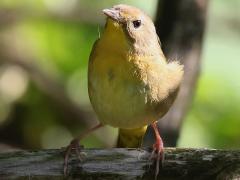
[[0, 148, 240, 179], [144, 0, 209, 147]]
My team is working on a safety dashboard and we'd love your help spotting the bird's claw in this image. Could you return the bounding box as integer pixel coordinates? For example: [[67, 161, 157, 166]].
[[63, 139, 85, 176], [149, 143, 164, 180]]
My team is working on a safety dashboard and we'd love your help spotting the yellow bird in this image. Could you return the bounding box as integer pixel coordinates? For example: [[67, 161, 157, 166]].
[[64, 4, 183, 178]]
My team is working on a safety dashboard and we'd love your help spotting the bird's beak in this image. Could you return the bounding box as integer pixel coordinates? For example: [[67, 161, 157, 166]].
[[102, 8, 121, 21]]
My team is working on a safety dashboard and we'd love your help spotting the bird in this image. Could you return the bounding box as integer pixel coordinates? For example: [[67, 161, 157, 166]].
[[64, 4, 183, 179]]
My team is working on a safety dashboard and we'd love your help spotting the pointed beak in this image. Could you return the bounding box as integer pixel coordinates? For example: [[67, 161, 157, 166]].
[[102, 8, 121, 21]]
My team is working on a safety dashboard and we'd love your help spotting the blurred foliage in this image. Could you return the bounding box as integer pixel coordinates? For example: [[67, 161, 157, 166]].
[[178, 0, 240, 149], [0, 0, 240, 150]]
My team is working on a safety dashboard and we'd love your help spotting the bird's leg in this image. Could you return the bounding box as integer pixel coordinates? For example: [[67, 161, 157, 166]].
[[63, 123, 103, 176], [150, 122, 164, 179]]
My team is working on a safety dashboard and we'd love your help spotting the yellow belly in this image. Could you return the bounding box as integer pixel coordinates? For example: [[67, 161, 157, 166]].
[[88, 20, 180, 129], [88, 51, 158, 129]]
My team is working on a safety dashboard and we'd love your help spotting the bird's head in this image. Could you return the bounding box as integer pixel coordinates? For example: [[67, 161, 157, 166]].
[[102, 4, 162, 56]]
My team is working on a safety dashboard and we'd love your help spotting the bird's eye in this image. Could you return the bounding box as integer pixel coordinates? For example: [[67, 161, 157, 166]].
[[132, 20, 141, 28]]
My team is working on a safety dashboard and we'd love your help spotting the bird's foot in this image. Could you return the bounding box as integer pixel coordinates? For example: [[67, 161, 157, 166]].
[[63, 139, 86, 176], [149, 140, 164, 180]]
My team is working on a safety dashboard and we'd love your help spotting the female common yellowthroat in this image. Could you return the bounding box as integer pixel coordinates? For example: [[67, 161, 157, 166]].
[[64, 4, 183, 178]]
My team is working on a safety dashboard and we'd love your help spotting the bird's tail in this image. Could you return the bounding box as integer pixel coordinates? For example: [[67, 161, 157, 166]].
[[117, 126, 147, 148]]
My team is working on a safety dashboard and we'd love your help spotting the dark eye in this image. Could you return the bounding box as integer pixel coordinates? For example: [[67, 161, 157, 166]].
[[132, 20, 141, 28]]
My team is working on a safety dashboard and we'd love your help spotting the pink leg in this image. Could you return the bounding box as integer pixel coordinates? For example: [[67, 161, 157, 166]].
[[64, 123, 103, 176], [150, 122, 164, 179]]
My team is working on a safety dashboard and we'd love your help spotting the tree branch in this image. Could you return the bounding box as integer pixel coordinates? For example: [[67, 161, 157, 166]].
[[0, 148, 240, 179], [0, 7, 103, 27]]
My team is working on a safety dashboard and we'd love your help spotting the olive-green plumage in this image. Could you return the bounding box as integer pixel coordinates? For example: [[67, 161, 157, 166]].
[[88, 4, 183, 148]]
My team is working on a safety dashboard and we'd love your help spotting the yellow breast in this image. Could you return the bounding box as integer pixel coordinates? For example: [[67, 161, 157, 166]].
[[88, 20, 152, 128], [88, 19, 182, 129]]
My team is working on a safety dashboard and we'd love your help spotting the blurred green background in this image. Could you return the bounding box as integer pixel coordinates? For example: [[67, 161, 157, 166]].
[[0, 0, 239, 151]]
